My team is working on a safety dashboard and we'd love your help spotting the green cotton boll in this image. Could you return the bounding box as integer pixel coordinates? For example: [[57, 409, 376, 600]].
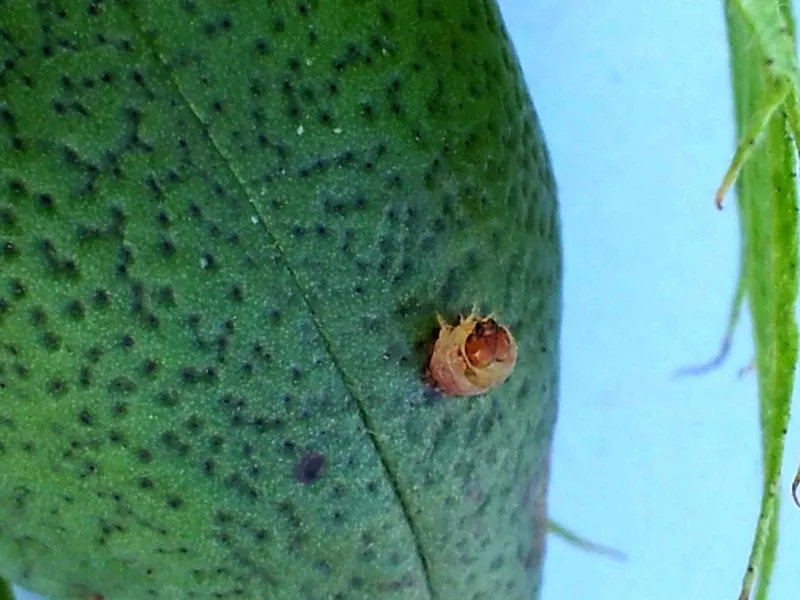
[[0, 1, 561, 599]]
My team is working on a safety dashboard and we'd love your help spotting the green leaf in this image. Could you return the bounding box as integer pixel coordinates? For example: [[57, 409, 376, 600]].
[[714, 1, 800, 599], [0, 579, 16, 600], [0, 1, 561, 599], [547, 519, 626, 562]]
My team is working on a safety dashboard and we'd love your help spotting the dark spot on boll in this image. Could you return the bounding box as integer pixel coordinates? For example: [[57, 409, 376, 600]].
[[1, 240, 17, 257], [30, 306, 47, 326], [166, 496, 183, 509], [331, 482, 345, 498], [86, 346, 103, 363], [350, 576, 365, 590], [282, 440, 296, 455], [156, 285, 175, 305], [293, 451, 325, 484], [181, 367, 199, 384], [41, 331, 60, 351], [93, 289, 110, 307], [214, 510, 233, 525], [108, 377, 137, 395], [185, 415, 203, 432], [48, 379, 68, 396], [157, 390, 180, 406], [162, 430, 190, 455], [10, 279, 24, 297], [78, 366, 92, 387], [209, 435, 224, 452], [66, 299, 85, 319], [253, 528, 267, 543], [142, 359, 159, 376], [229, 284, 244, 302], [159, 237, 176, 256]]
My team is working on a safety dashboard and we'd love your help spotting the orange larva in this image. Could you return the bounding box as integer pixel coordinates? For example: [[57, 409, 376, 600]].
[[428, 310, 518, 396]]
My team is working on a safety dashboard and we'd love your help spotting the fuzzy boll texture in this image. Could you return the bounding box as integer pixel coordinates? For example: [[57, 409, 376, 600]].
[[0, 1, 561, 599]]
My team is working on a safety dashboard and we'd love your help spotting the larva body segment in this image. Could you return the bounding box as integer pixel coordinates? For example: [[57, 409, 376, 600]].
[[429, 311, 518, 396]]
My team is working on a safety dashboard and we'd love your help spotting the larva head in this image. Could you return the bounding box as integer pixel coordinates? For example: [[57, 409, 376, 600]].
[[464, 318, 516, 369]]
